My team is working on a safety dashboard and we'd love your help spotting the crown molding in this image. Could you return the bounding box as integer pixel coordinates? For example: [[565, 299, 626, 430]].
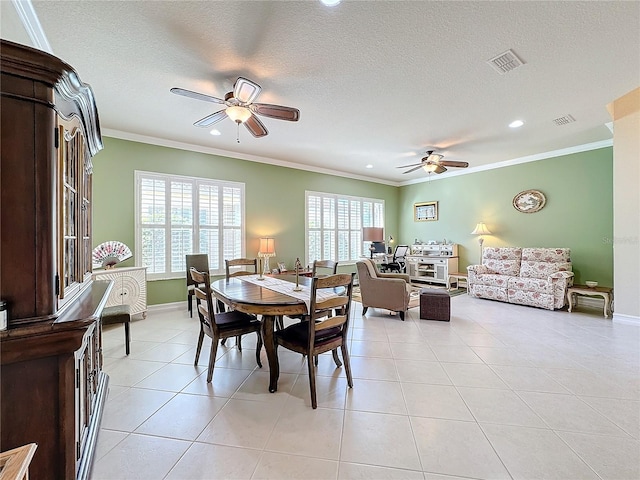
[[11, 0, 52, 53]]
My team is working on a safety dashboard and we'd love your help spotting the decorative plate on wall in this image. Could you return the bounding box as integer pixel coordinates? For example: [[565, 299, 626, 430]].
[[513, 190, 546, 213]]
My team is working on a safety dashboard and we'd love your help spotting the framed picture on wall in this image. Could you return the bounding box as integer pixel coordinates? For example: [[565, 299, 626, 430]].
[[414, 201, 438, 222]]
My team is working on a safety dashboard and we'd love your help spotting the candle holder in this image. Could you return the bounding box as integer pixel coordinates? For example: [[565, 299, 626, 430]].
[[293, 257, 303, 291]]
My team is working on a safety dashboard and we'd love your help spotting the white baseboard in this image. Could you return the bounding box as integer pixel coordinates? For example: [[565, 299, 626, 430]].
[[613, 313, 640, 326], [147, 301, 184, 312]]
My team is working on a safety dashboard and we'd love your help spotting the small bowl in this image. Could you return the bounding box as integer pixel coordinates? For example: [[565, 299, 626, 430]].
[[585, 281, 598, 288]]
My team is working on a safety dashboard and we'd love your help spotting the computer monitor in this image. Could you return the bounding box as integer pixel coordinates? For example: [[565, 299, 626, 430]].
[[371, 241, 386, 254]]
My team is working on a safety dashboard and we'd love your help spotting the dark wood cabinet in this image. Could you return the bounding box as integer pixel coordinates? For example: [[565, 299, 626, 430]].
[[1, 39, 109, 480]]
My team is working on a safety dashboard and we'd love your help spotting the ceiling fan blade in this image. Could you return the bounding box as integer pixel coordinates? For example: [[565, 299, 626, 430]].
[[234, 77, 262, 104], [439, 160, 469, 168], [244, 114, 268, 137], [194, 110, 227, 127], [250, 103, 300, 122], [434, 165, 448, 174], [402, 165, 425, 174], [170, 87, 226, 104], [397, 162, 423, 168]]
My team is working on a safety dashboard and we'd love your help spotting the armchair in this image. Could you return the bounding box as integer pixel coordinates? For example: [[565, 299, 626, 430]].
[[355, 258, 411, 320]]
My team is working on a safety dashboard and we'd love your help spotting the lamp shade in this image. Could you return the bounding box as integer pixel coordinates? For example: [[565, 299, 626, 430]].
[[258, 237, 276, 256], [362, 227, 384, 242], [471, 222, 492, 236]]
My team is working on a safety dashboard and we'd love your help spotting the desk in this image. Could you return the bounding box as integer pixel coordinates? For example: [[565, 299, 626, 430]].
[[210, 275, 310, 392], [567, 284, 613, 318]]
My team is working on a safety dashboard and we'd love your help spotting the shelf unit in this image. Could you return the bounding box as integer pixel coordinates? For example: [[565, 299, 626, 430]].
[[407, 243, 459, 285], [1, 40, 106, 480]]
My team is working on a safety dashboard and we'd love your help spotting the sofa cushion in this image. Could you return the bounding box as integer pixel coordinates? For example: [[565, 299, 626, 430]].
[[508, 277, 553, 295], [472, 273, 511, 288], [482, 247, 522, 276], [520, 261, 572, 279], [521, 248, 571, 262]]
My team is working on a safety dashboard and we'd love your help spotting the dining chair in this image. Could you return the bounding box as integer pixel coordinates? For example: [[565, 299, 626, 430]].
[[225, 257, 258, 278], [186, 254, 209, 318], [274, 272, 355, 408], [221, 258, 259, 348], [289, 259, 339, 324], [190, 267, 263, 382], [311, 259, 339, 277]]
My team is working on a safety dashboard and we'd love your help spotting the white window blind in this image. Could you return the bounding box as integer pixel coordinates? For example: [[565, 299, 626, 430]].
[[135, 171, 245, 279], [305, 191, 384, 266]]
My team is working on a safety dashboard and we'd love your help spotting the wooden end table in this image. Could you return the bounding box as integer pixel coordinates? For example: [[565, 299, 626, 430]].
[[447, 272, 468, 291], [567, 284, 613, 318]]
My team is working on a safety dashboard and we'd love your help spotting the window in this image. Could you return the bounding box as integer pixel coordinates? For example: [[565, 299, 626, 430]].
[[306, 191, 384, 265], [135, 171, 245, 279]]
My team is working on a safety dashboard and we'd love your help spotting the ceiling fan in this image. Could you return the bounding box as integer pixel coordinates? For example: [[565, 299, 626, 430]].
[[170, 77, 300, 141], [398, 150, 469, 175]]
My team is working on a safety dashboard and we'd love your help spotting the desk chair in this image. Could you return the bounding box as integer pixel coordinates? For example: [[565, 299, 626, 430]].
[[274, 273, 355, 408], [186, 254, 209, 318], [190, 267, 262, 382], [380, 245, 409, 273]]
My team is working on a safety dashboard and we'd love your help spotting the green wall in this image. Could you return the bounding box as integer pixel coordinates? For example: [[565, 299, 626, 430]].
[[93, 139, 612, 305], [398, 148, 613, 285], [92, 137, 399, 305]]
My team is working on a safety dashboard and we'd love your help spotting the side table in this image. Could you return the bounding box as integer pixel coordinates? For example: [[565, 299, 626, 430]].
[[447, 272, 468, 291], [567, 284, 613, 318]]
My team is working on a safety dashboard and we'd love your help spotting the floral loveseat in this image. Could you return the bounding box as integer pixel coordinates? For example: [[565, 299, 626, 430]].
[[467, 247, 574, 310]]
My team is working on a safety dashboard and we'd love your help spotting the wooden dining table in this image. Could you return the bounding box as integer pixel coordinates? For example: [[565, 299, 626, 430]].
[[209, 275, 311, 392]]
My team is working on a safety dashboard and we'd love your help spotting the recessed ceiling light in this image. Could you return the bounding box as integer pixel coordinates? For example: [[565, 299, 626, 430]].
[[509, 120, 524, 128], [365, 164, 373, 169], [210, 129, 221, 136], [320, 0, 341, 5]]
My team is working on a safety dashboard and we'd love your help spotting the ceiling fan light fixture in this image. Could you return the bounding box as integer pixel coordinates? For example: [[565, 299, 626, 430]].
[[423, 163, 439, 173], [225, 105, 252, 123], [426, 153, 444, 162]]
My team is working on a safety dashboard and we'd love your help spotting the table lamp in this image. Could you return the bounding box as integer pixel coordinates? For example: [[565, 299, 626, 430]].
[[470, 222, 492, 263], [363, 227, 384, 259], [257, 237, 276, 279]]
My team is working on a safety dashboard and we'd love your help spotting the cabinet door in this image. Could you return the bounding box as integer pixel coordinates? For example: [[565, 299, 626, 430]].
[[57, 117, 91, 307], [435, 264, 446, 281], [75, 326, 94, 464]]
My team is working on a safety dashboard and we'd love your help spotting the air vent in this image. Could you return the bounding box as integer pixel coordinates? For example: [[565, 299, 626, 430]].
[[487, 49, 525, 74], [553, 114, 576, 126]]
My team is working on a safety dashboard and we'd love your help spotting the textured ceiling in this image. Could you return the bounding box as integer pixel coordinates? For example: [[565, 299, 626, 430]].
[[2, 1, 639, 185]]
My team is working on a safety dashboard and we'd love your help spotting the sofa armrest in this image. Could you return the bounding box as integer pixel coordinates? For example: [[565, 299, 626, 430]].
[[549, 271, 574, 280], [467, 265, 489, 275], [377, 272, 411, 282], [549, 270, 574, 286]]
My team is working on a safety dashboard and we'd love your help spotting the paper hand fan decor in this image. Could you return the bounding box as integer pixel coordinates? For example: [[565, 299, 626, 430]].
[[92, 241, 132, 269]]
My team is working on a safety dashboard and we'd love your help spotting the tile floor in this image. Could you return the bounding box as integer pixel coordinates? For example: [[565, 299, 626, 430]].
[[92, 295, 640, 479]]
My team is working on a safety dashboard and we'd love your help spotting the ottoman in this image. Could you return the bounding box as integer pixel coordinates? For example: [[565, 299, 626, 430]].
[[419, 288, 451, 321], [101, 304, 132, 355]]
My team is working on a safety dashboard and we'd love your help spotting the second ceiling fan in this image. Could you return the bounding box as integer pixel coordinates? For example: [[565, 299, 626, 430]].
[[398, 150, 469, 175], [171, 77, 300, 140]]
